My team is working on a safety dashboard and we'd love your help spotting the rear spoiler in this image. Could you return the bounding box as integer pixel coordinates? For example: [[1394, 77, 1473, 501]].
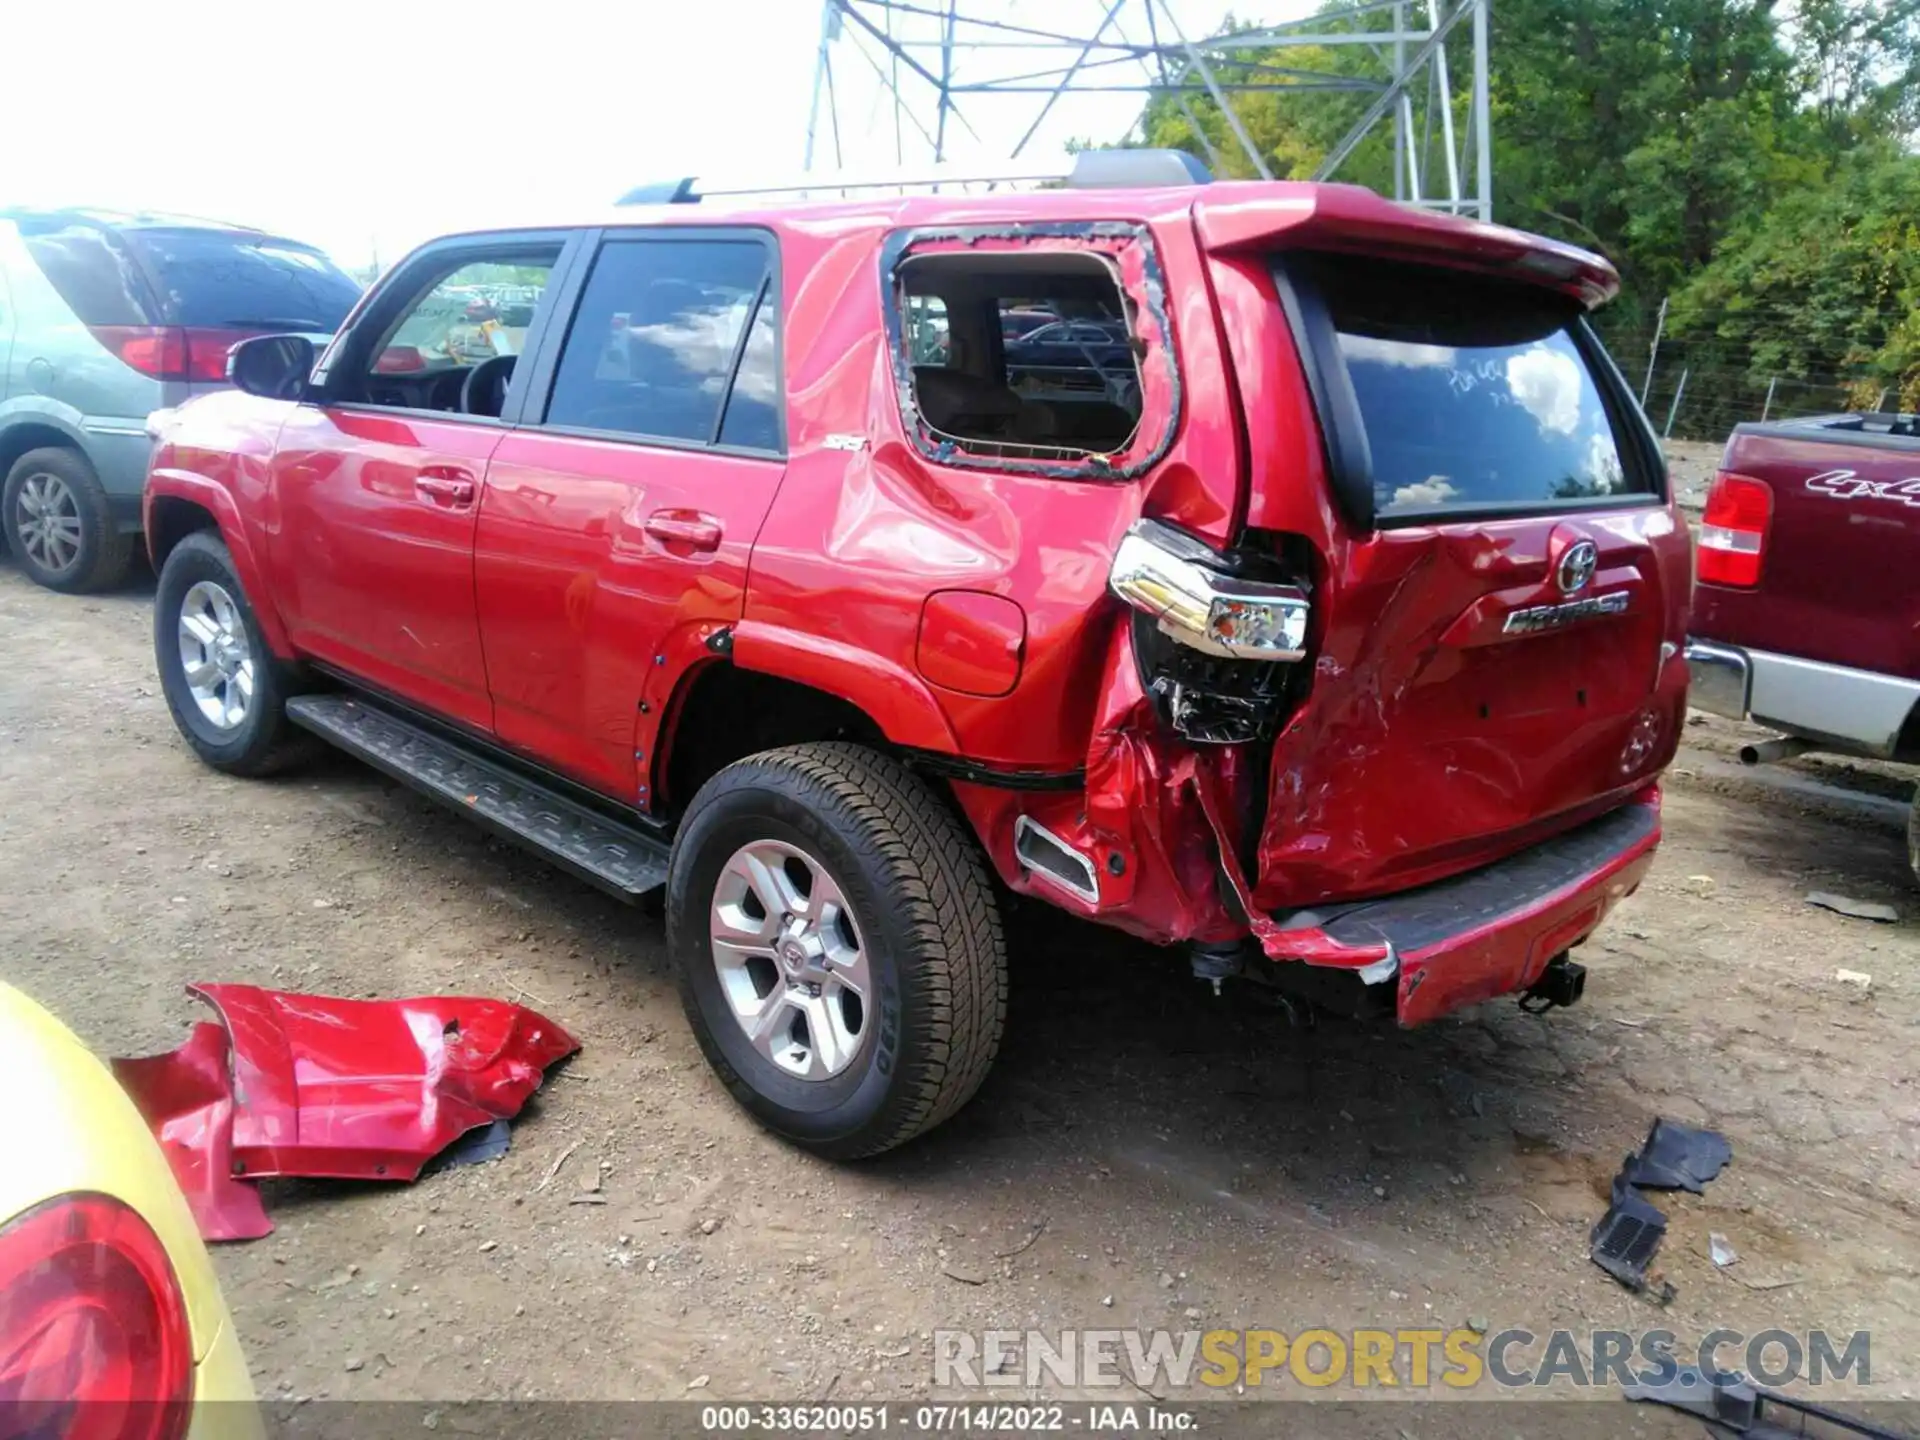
[[1191, 182, 1618, 309]]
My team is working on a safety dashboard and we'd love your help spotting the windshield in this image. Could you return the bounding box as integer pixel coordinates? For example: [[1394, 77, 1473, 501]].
[[1307, 256, 1650, 519]]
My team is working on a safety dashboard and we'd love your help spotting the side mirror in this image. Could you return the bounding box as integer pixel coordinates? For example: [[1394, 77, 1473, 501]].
[[228, 334, 317, 401]]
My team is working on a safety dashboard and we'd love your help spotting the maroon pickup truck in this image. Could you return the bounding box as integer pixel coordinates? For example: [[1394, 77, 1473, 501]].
[[1686, 411, 1920, 881]]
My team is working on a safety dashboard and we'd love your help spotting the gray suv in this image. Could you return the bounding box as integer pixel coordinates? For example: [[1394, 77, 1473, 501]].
[[0, 210, 360, 591]]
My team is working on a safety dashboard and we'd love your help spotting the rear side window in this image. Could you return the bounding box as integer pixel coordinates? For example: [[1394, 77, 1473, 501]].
[[19, 223, 156, 325], [894, 250, 1148, 464], [122, 228, 360, 330], [545, 237, 778, 450], [1298, 256, 1649, 520]]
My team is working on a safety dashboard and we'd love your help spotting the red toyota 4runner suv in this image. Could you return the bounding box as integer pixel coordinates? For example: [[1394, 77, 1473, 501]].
[[144, 153, 1691, 1157]]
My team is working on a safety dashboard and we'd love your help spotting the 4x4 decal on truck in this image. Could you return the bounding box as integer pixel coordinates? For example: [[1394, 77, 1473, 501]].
[[1806, 468, 1920, 508]]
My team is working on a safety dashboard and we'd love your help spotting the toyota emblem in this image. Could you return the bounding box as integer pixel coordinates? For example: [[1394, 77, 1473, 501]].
[[1557, 540, 1599, 595]]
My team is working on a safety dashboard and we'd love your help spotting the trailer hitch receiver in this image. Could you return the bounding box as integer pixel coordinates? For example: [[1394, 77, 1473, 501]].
[[1519, 953, 1587, 1013]]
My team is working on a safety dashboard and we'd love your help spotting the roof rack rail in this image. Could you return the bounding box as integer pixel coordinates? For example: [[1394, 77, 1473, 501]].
[[616, 148, 1212, 207]]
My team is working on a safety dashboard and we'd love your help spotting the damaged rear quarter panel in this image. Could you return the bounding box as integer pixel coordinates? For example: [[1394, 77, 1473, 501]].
[[741, 201, 1255, 941], [746, 203, 1246, 771]]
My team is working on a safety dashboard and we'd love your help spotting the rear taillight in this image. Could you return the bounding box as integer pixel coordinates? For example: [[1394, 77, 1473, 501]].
[[89, 326, 259, 383], [0, 1192, 192, 1440], [1698, 472, 1772, 588]]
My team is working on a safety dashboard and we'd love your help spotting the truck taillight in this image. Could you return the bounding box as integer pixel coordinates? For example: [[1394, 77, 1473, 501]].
[[1698, 472, 1772, 588], [0, 1193, 193, 1440]]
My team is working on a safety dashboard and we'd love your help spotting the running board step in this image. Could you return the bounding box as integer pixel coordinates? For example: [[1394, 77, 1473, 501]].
[[285, 694, 670, 902]]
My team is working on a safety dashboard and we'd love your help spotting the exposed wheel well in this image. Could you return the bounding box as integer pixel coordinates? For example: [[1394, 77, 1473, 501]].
[[144, 496, 221, 571], [661, 663, 890, 819], [0, 424, 81, 484]]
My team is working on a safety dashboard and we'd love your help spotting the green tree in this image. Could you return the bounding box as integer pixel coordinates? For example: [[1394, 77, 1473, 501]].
[[1670, 146, 1920, 409], [1790, 0, 1920, 154], [1104, 0, 1920, 424]]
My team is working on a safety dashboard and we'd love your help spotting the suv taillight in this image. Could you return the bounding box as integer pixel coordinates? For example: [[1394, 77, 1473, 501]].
[[1698, 472, 1772, 588], [0, 1193, 193, 1440], [90, 326, 257, 383]]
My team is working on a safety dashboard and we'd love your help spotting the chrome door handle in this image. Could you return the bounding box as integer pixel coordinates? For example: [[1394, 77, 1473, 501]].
[[642, 511, 723, 552], [416, 472, 476, 506]]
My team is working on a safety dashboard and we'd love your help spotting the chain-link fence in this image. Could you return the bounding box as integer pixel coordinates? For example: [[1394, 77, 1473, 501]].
[[1601, 297, 1908, 445]]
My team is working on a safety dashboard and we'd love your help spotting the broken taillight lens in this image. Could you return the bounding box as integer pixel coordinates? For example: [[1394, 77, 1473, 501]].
[[1697, 472, 1772, 588], [1109, 519, 1310, 661], [0, 1192, 193, 1440]]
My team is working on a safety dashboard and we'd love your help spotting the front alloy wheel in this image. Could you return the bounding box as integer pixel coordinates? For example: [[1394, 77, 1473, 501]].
[[177, 580, 256, 732], [154, 531, 312, 776]]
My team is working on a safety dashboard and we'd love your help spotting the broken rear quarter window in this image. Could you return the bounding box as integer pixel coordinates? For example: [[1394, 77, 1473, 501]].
[[883, 227, 1177, 479]]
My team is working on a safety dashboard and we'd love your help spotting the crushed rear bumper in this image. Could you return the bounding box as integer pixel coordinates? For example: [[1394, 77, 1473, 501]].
[[1197, 776, 1662, 1027]]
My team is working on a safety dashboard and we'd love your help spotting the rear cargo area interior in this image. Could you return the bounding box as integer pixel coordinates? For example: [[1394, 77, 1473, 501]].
[[896, 250, 1143, 458]]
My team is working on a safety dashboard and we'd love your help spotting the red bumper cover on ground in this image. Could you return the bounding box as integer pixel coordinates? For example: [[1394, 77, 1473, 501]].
[[112, 986, 578, 1241]]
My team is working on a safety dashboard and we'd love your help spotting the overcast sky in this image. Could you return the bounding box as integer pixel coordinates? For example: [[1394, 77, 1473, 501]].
[[1, 0, 1309, 269]]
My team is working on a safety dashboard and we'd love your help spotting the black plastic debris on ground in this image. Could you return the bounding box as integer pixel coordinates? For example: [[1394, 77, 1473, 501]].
[[1591, 1173, 1674, 1301], [1590, 1119, 1732, 1302], [1625, 1118, 1733, 1194]]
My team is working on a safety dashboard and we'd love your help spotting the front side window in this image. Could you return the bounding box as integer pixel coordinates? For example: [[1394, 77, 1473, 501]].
[[1301, 255, 1650, 519], [383, 259, 554, 372], [355, 250, 558, 415], [544, 238, 776, 448]]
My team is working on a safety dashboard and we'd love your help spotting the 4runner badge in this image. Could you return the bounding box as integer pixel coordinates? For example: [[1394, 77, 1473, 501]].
[[1504, 590, 1629, 634]]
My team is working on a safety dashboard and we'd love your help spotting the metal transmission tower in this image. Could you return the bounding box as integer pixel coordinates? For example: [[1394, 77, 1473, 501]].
[[803, 0, 1493, 221]]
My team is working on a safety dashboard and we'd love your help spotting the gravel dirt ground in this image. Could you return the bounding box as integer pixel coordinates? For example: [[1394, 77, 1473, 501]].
[[2, 559, 1916, 1421]]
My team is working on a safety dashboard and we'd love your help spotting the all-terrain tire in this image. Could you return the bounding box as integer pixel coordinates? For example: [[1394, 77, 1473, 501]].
[[2, 446, 134, 593], [154, 531, 315, 776], [668, 742, 1008, 1159]]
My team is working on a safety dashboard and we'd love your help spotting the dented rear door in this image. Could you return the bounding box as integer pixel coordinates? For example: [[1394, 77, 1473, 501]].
[[1227, 250, 1691, 910]]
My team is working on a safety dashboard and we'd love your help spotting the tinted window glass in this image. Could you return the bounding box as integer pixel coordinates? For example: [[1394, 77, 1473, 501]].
[[20, 224, 155, 325], [547, 239, 770, 444], [124, 228, 361, 330], [717, 294, 780, 451], [1311, 258, 1645, 517], [381, 258, 555, 376]]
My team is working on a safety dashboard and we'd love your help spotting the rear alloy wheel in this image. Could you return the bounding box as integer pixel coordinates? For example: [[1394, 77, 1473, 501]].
[[669, 742, 1007, 1159], [2, 447, 133, 593], [154, 531, 314, 776], [709, 838, 874, 1081]]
